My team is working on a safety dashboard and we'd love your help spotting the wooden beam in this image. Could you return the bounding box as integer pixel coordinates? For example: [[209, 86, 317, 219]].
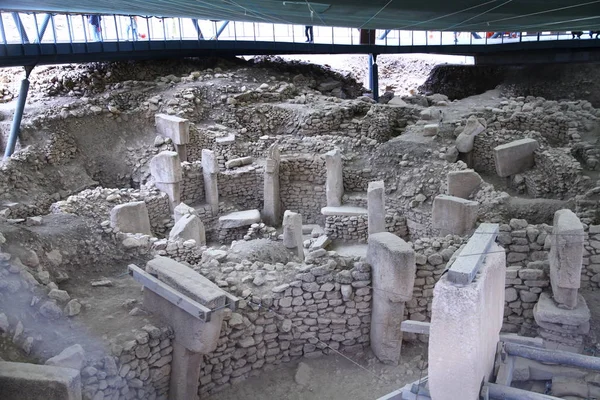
[[448, 223, 499, 285], [128, 264, 212, 322]]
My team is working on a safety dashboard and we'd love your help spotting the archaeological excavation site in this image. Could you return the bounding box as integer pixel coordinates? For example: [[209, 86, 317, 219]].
[[3, 45, 600, 400]]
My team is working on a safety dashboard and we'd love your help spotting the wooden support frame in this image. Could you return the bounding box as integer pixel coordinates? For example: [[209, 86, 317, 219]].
[[448, 223, 499, 284], [129, 264, 215, 322]]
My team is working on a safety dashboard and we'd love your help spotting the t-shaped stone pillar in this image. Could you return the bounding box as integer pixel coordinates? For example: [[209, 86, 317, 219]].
[[131, 257, 238, 400], [263, 144, 282, 226], [325, 149, 343, 207], [367, 232, 415, 365], [155, 114, 190, 162], [201, 149, 219, 216], [368, 180, 385, 235], [283, 210, 304, 260], [428, 243, 506, 400], [150, 151, 183, 209], [549, 209, 585, 309]]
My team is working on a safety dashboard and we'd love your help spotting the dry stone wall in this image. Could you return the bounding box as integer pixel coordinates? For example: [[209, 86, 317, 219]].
[[218, 168, 264, 212], [280, 156, 327, 225], [196, 262, 371, 396], [51, 188, 172, 237]]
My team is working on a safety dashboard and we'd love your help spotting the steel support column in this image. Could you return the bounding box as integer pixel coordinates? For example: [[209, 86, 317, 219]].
[[369, 54, 379, 102], [34, 14, 52, 43], [11, 12, 29, 44], [4, 66, 33, 161], [214, 21, 230, 39]]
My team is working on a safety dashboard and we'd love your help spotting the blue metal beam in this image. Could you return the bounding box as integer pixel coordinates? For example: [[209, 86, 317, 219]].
[[4, 66, 33, 160], [11, 12, 29, 44], [369, 54, 379, 102], [2, 39, 600, 68], [213, 21, 229, 40], [34, 14, 53, 43]]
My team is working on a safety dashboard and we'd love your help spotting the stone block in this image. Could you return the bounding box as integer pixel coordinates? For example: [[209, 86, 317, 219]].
[[456, 115, 486, 153], [447, 169, 482, 199], [367, 232, 416, 365], [283, 210, 304, 260], [155, 114, 190, 145], [422, 124, 439, 137], [321, 206, 367, 216], [150, 151, 182, 183], [549, 209, 584, 309], [325, 149, 343, 207], [219, 210, 261, 229], [174, 202, 196, 223], [368, 181, 385, 235], [169, 214, 206, 246], [0, 361, 82, 400], [494, 138, 539, 177], [225, 156, 252, 169], [109, 201, 152, 235], [432, 195, 478, 236], [429, 243, 506, 400], [45, 344, 85, 371], [533, 292, 590, 327]]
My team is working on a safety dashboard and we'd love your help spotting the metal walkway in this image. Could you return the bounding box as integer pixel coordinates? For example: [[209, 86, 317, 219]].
[[3, 11, 600, 67]]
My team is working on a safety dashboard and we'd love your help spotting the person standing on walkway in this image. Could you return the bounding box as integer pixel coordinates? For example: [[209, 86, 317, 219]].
[[305, 25, 314, 42], [88, 15, 102, 41], [126, 16, 138, 41]]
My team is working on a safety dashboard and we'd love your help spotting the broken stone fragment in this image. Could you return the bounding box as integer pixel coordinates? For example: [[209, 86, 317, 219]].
[[91, 279, 113, 287]]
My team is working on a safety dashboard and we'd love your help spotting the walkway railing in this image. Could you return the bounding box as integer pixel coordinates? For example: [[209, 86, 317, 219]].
[[2, 10, 597, 48]]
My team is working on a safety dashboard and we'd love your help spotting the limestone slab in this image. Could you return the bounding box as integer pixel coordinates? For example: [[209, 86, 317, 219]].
[[109, 201, 152, 235], [321, 206, 368, 216], [219, 210, 261, 229], [149, 151, 182, 183], [0, 361, 82, 400], [432, 195, 478, 236], [169, 214, 206, 246], [494, 138, 539, 177], [447, 169, 482, 199], [174, 202, 196, 223], [155, 114, 190, 145], [146, 256, 226, 309]]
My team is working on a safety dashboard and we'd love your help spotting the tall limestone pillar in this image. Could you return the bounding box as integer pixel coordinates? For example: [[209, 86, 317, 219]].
[[367, 232, 415, 365], [201, 149, 219, 216], [325, 149, 343, 207], [263, 144, 282, 226], [368, 180, 385, 235]]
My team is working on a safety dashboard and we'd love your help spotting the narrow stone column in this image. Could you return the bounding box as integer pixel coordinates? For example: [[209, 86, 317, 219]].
[[150, 151, 182, 209], [325, 149, 343, 207], [368, 180, 385, 235], [367, 232, 415, 365], [201, 149, 219, 216], [283, 210, 304, 260], [263, 144, 281, 226], [170, 342, 203, 400], [549, 209, 584, 309]]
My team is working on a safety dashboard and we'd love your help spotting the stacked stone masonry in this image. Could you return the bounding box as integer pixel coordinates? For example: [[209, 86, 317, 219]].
[[196, 262, 372, 396]]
